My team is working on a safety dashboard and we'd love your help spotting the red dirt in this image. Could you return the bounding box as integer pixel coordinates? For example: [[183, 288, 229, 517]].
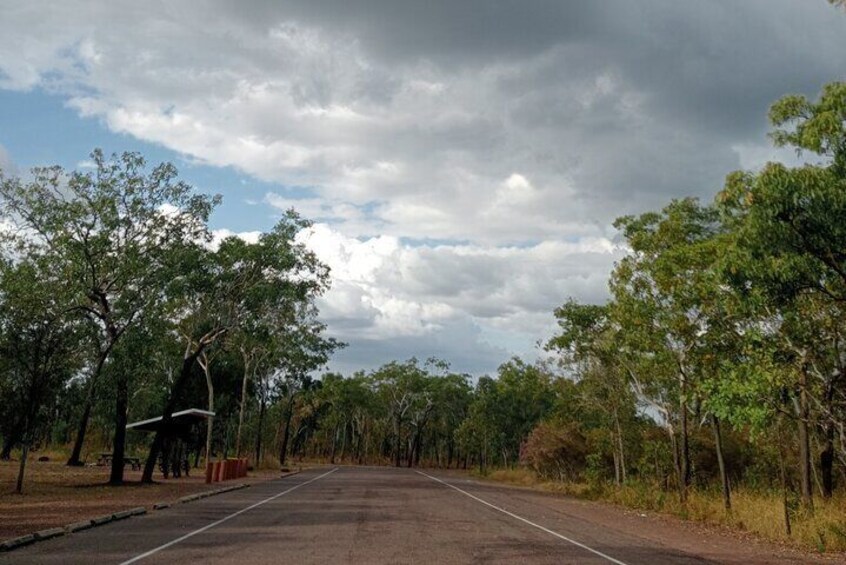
[[0, 458, 294, 540]]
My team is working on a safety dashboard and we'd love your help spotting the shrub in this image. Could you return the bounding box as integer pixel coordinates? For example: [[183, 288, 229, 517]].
[[520, 422, 588, 481]]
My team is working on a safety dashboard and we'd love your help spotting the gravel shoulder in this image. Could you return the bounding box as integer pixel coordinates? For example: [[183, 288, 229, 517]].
[[451, 470, 843, 564]]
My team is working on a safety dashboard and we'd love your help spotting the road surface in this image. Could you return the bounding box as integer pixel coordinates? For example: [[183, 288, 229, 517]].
[[1, 466, 827, 564]]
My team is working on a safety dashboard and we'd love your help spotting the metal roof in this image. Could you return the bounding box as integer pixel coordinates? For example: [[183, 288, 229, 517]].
[[126, 408, 215, 432]]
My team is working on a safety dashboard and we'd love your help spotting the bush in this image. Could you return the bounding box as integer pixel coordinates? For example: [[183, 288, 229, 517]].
[[520, 422, 588, 481]]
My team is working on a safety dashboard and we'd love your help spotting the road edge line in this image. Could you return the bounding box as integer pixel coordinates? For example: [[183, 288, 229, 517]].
[[415, 470, 628, 565]]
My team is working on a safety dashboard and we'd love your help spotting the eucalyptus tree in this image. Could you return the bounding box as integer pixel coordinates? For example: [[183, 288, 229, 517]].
[[0, 150, 218, 483], [370, 359, 431, 467], [715, 82, 846, 507], [141, 212, 334, 482], [313, 372, 380, 464], [424, 371, 472, 468], [611, 199, 725, 503], [275, 315, 342, 466], [547, 300, 635, 485], [0, 257, 80, 493]]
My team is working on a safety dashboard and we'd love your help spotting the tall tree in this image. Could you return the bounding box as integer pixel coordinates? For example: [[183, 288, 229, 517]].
[[0, 257, 79, 493], [717, 82, 846, 509], [0, 150, 218, 483], [141, 213, 333, 482], [612, 199, 724, 503]]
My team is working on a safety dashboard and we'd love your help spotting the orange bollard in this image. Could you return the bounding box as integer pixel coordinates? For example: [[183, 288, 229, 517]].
[[205, 461, 214, 484]]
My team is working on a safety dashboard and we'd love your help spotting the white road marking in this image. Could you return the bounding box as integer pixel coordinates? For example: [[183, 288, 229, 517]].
[[120, 467, 339, 564], [416, 470, 629, 565]]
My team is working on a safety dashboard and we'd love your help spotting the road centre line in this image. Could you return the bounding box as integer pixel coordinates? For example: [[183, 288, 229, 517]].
[[120, 467, 339, 564], [415, 470, 629, 565]]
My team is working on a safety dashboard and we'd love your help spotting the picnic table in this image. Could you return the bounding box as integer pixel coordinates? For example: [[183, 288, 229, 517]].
[[97, 452, 142, 471]]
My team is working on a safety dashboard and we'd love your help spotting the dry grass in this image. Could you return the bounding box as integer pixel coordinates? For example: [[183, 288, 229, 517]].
[[483, 468, 846, 553], [0, 451, 284, 540]]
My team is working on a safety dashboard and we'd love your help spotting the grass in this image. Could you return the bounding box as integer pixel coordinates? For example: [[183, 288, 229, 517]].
[[483, 468, 846, 553]]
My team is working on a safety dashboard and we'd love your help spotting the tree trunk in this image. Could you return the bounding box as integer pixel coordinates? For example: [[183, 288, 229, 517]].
[[712, 414, 731, 510], [200, 354, 215, 468], [821, 423, 835, 499], [235, 359, 250, 458], [16, 439, 29, 494], [415, 432, 423, 467], [797, 372, 814, 512], [612, 449, 621, 486], [279, 395, 295, 466], [254, 395, 266, 466], [669, 429, 685, 503], [330, 425, 339, 464], [393, 415, 402, 468], [1, 419, 22, 460], [778, 438, 792, 536], [680, 397, 691, 500], [109, 373, 129, 484], [339, 422, 348, 462], [614, 410, 627, 483], [68, 350, 110, 467], [406, 431, 415, 468], [141, 350, 202, 483]]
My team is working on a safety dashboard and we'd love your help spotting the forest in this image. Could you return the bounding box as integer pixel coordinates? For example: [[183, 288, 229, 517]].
[[2, 82, 846, 548]]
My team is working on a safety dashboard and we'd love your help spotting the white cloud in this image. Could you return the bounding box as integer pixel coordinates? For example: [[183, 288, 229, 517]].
[[210, 228, 262, 249], [296, 223, 624, 371]]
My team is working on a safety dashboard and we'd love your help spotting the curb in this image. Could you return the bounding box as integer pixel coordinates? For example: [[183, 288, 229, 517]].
[[34, 528, 65, 541], [0, 534, 35, 551], [65, 520, 94, 533], [176, 483, 249, 504]]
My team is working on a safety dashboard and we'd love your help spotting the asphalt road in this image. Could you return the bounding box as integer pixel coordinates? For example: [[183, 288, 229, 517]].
[[1, 466, 825, 564]]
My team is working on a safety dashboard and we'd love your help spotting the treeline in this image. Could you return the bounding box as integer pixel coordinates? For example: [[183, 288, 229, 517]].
[[0, 150, 340, 491], [282, 357, 552, 471]]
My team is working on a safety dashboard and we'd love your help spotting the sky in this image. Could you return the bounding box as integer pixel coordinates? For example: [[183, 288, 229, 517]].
[[0, 1, 844, 376]]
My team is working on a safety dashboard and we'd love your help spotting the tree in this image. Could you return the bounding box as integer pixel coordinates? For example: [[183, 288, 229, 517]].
[[548, 301, 635, 485], [372, 359, 429, 467], [717, 82, 846, 509], [0, 257, 79, 493], [612, 199, 725, 503], [0, 150, 218, 483], [140, 212, 335, 481]]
